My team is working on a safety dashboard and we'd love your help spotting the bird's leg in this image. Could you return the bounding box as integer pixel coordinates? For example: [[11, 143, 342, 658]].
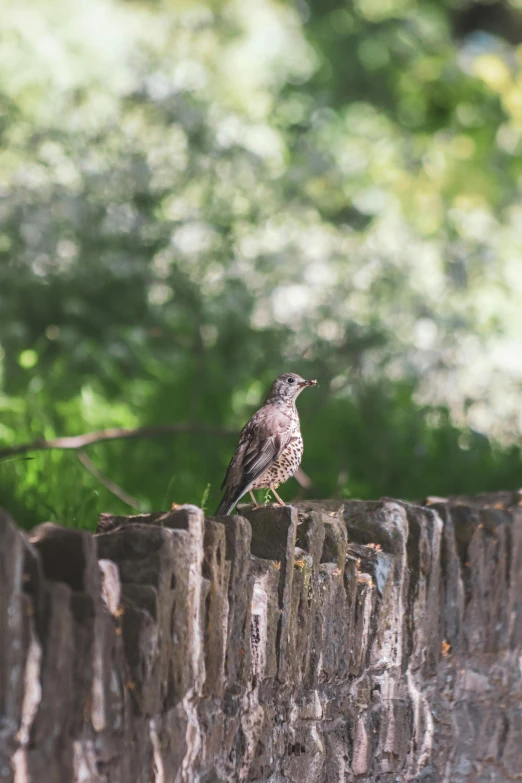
[[270, 485, 286, 506], [249, 490, 260, 507]]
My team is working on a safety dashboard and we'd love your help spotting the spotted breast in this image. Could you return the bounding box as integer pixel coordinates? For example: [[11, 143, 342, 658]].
[[252, 433, 303, 490]]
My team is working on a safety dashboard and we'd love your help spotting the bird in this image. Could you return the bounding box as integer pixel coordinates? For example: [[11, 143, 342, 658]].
[[215, 372, 317, 515]]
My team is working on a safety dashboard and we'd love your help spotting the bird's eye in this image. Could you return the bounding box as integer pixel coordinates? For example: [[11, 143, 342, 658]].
[[287, 377, 295, 384]]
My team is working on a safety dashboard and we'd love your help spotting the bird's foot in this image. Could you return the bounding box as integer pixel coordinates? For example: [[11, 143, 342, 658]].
[[270, 487, 286, 506], [249, 491, 260, 507]]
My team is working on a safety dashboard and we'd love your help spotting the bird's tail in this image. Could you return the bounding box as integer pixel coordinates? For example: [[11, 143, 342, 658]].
[[215, 486, 245, 516]]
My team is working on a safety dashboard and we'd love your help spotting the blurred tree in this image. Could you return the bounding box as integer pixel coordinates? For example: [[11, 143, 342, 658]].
[[0, 0, 521, 529]]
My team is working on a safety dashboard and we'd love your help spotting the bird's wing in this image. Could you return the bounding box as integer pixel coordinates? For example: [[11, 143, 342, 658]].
[[241, 409, 293, 485], [217, 406, 293, 498]]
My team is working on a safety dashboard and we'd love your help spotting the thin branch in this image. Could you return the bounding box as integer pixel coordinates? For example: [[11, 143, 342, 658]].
[[0, 422, 314, 491], [77, 451, 143, 510], [0, 423, 236, 460], [0, 456, 34, 466], [294, 467, 312, 489]]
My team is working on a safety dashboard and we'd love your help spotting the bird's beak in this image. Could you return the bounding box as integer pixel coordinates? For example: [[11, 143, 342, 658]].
[[299, 379, 318, 388]]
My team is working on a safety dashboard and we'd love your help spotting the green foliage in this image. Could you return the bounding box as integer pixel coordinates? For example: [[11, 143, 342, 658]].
[[1, 0, 521, 530], [199, 482, 211, 513]]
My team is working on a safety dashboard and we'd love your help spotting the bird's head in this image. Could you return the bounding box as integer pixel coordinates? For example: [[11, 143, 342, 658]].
[[265, 373, 317, 404]]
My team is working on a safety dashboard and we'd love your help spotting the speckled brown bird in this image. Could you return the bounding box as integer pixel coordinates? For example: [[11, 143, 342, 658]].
[[215, 372, 317, 515]]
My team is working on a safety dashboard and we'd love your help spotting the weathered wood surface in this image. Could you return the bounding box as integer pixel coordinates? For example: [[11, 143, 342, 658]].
[[1, 494, 522, 782]]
